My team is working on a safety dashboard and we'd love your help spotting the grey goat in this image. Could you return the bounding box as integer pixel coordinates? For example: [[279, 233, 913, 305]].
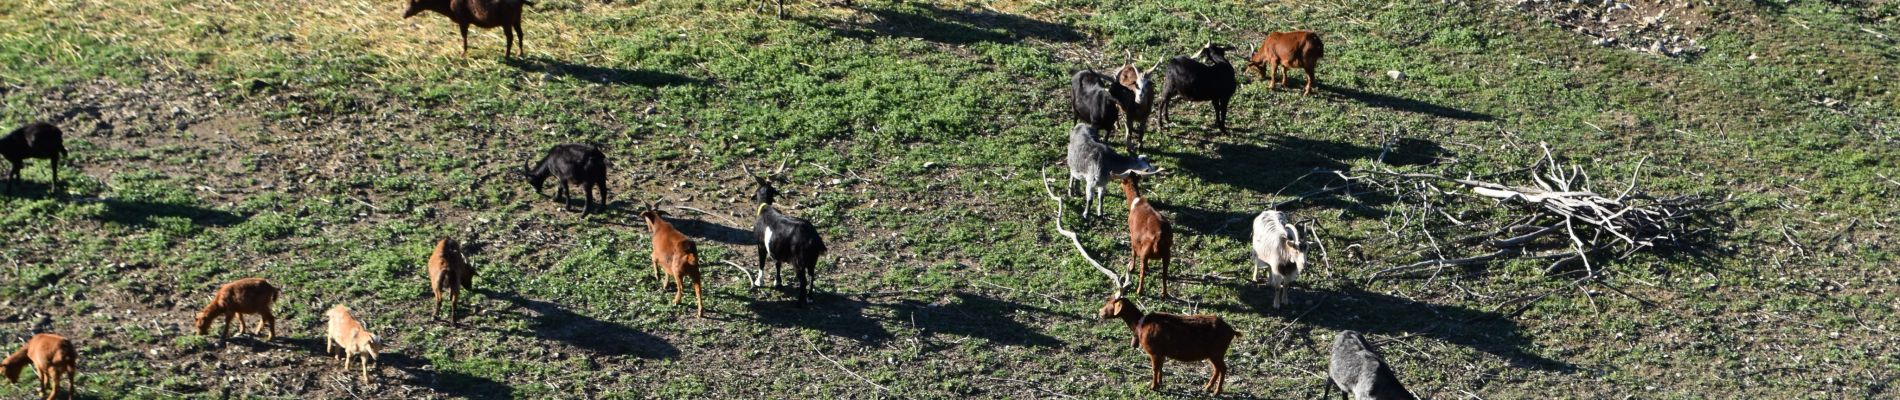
[[1066, 123, 1153, 218], [1327, 330, 1417, 400]]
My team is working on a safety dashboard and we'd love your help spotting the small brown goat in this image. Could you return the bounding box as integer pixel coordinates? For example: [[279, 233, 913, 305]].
[[642, 204, 703, 318], [325, 305, 384, 384], [428, 238, 477, 323], [194, 278, 280, 340], [403, 0, 534, 58], [3, 333, 76, 400], [1098, 296, 1241, 394], [1119, 171, 1173, 297], [1113, 62, 1158, 151], [1245, 31, 1325, 96]]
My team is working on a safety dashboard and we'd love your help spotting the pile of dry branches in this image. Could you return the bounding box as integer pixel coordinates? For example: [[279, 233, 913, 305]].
[[1335, 143, 1717, 282]]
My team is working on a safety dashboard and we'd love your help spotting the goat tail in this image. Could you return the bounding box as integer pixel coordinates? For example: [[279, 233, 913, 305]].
[[2, 345, 26, 383]]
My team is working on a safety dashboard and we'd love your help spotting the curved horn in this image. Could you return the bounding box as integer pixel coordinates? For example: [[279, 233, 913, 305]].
[[739, 163, 765, 183], [1120, 167, 1165, 177]]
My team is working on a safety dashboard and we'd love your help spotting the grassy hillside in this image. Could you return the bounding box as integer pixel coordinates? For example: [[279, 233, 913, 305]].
[[0, 0, 1894, 398]]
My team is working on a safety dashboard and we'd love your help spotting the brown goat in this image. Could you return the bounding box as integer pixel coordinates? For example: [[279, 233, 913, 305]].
[[403, 0, 534, 58], [1119, 172, 1173, 297], [1098, 296, 1241, 394], [642, 204, 703, 318], [428, 238, 477, 324], [1113, 62, 1158, 152], [1245, 31, 1325, 96], [325, 305, 384, 384], [194, 278, 280, 340], [3, 333, 76, 400]]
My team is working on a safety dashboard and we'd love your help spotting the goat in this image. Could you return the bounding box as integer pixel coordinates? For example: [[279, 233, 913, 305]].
[[1, 122, 66, 196], [194, 278, 280, 341], [1327, 330, 1417, 400], [428, 238, 476, 324], [1113, 62, 1159, 151], [1250, 210, 1306, 309], [402, 0, 534, 58], [1098, 296, 1240, 395], [744, 166, 828, 306], [642, 204, 704, 317], [325, 305, 384, 384], [1119, 171, 1172, 297], [1065, 124, 1154, 219], [1245, 31, 1325, 96], [3, 333, 76, 400], [522, 143, 609, 216], [1157, 43, 1240, 135], [1071, 70, 1135, 136]]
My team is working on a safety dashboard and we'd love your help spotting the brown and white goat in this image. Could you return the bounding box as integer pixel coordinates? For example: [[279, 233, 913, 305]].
[[642, 204, 704, 318], [1251, 210, 1306, 309], [194, 278, 280, 340], [1245, 31, 1325, 96], [325, 305, 384, 384], [1113, 62, 1158, 151], [1119, 171, 1173, 297], [1098, 296, 1241, 395], [3, 333, 76, 400], [428, 238, 477, 324]]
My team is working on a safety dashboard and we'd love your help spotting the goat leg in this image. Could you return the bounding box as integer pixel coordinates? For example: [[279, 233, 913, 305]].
[[459, 24, 470, 57], [1149, 354, 1164, 391]]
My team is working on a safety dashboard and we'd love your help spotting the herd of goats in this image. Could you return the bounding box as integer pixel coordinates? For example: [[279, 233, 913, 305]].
[[0, 2, 1440, 399]]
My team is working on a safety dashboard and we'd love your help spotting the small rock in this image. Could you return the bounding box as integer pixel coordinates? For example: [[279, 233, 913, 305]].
[[1386, 70, 1405, 81]]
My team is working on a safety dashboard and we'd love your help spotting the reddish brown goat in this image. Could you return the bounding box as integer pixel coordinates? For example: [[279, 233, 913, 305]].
[[3, 333, 76, 400], [403, 0, 534, 58], [1245, 31, 1325, 96], [1119, 172, 1173, 297], [428, 238, 476, 324], [1098, 296, 1241, 395], [194, 278, 280, 340], [642, 205, 704, 318]]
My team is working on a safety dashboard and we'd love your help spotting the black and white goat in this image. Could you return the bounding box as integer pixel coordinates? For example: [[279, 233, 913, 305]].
[[1067, 124, 1154, 219], [1157, 43, 1240, 135], [522, 143, 609, 215], [1072, 70, 1135, 135], [744, 166, 828, 306], [1, 122, 67, 195], [1327, 330, 1417, 400]]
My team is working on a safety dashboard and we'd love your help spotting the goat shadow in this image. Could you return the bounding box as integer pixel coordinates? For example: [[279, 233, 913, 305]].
[[382, 353, 517, 400], [504, 57, 707, 87], [1320, 84, 1496, 122], [1150, 136, 1401, 224], [797, 1, 1082, 45], [1221, 284, 1576, 373], [475, 289, 680, 359], [741, 291, 894, 344], [885, 291, 1064, 349], [0, 182, 248, 228], [665, 215, 756, 246]]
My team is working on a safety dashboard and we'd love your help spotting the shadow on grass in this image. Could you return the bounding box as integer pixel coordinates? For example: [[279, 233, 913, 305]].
[[1223, 284, 1575, 373], [743, 291, 893, 344], [1322, 84, 1495, 122], [0, 182, 249, 228], [1150, 136, 1397, 233], [666, 215, 756, 246], [887, 291, 1063, 349], [798, 2, 1081, 45], [478, 289, 679, 359], [505, 58, 707, 87], [383, 353, 517, 400]]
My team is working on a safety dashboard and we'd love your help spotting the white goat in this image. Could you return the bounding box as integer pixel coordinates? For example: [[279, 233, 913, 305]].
[[1250, 210, 1306, 308]]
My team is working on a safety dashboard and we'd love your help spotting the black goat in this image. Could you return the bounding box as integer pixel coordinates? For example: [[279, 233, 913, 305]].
[[743, 165, 827, 306], [1, 122, 67, 195], [1072, 70, 1135, 136], [522, 143, 608, 215], [1157, 43, 1240, 136]]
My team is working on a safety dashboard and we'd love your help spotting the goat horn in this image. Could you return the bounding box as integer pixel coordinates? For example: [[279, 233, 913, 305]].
[[1122, 167, 1165, 177], [740, 163, 765, 183]]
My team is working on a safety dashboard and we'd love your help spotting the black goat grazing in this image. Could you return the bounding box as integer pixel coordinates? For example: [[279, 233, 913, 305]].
[[1157, 43, 1240, 136], [403, 0, 534, 58], [1072, 70, 1135, 136], [522, 143, 608, 215], [1, 122, 66, 196], [743, 165, 827, 306]]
